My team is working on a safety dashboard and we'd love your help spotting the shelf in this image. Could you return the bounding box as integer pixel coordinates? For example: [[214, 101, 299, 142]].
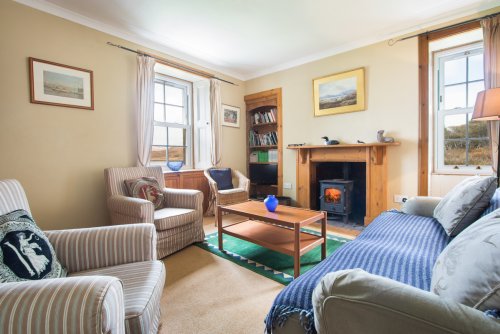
[[251, 122, 277, 127], [249, 162, 278, 165], [250, 145, 277, 149]]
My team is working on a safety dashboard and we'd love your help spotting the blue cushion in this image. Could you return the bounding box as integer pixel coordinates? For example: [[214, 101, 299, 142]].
[[209, 168, 233, 190]]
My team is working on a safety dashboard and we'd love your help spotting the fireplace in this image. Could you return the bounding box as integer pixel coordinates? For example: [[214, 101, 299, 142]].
[[319, 179, 353, 223]]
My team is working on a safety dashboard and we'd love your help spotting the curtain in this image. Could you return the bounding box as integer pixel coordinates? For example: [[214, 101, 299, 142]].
[[209, 78, 222, 167], [482, 17, 500, 174], [136, 55, 156, 167]]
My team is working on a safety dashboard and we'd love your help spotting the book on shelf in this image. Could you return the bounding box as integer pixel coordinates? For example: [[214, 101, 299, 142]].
[[249, 130, 278, 147], [268, 149, 278, 162], [252, 108, 277, 125], [249, 151, 258, 162], [258, 151, 269, 162]]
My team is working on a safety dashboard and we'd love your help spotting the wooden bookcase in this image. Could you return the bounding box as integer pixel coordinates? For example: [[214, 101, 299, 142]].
[[244, 88, 283, 198]]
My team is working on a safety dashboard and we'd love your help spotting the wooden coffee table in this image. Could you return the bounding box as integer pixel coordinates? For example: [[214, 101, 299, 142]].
[[217, 200, 327, 278]]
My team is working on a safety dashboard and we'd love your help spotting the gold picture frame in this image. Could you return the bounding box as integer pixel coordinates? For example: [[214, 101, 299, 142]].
[[313, 67, 365, 117]]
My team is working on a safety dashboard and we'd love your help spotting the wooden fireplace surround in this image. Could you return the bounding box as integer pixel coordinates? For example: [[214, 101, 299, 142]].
[[288, 143, 399, 226]]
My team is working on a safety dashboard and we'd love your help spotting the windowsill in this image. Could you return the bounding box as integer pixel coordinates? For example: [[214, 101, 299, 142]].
[[163, 168, 203, 174], [432, 169, 494, 176]]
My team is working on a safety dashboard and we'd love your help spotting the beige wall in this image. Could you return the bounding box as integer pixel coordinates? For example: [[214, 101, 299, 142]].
[[245, 39, 419, 209], [0, 1, 246, 230]]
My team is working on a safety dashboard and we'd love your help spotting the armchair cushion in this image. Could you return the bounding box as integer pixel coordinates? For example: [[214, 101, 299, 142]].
[[208, 168, 234, 190], [0, 209, 66, 282], [154, 207, 198, 231], [71, 260, 166, 334], [125, 177, 164, 210]]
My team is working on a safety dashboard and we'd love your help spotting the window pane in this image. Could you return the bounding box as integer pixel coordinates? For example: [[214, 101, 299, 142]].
[[469, 116, 489, 139], [444, 113, 466, 140], [168, 127, 185, 146], [153, 126, 166, 145], [468, 54, 484, 81], [467, 80, 485, 108], [154, 83, 164, 103], [444, 84, 466, 109], [444, 140, 466, 165], [165, 85, 184, 106], [468, 139, 491, 165], [154, 103, 165, 122], [444, 57, 466, 85], [167, 146, 185, 162], [151, 146, 166, 161], [165, 105, 185, 124]]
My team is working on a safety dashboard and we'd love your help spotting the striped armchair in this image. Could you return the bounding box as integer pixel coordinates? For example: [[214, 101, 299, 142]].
[[104, 166, 205, 259], [0, 179, 166, 334]]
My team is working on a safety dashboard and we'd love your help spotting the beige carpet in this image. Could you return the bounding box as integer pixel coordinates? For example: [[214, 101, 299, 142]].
[[159, 215, 284, 334]]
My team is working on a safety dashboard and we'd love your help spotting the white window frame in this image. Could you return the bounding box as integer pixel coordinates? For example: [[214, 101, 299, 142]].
[[433, 42, 491, 174], [151, 74, 193, 169]]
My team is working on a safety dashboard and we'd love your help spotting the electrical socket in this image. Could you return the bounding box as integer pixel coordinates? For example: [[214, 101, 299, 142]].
[[283, 182, 292, 189], [394, 194, 409, 203]]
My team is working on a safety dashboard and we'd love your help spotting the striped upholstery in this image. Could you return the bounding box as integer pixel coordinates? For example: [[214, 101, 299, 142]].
[[0, 179, 31, 216], [45, 224, 157, 273], [71, 261, 166, 334], [0, 276, 125, 334], [0, 179, 166, 334], [105, 167, 205, 258]]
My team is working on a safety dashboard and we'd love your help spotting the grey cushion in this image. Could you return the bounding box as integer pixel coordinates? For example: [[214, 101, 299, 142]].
[[431, 208, 500, 310], [402, 196, 442, 217], [433, 176, 497, 236]]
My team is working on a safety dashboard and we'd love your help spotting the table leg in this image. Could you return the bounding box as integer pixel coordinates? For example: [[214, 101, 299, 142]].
[[321, 211, 327, 260], [294, 225, 300, 278], [218, 205, 223, 251]]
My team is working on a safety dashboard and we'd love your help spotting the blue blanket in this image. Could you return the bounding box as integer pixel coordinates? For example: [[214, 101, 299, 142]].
[[265, 210, 451, 334]]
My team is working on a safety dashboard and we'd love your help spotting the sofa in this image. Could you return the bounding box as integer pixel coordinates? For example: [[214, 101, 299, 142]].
[[0, 179, 166, 334], [265, 189, 500, 334]]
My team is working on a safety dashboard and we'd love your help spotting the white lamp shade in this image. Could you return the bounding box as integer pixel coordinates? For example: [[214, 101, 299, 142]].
[[472, 87, 500, 121]]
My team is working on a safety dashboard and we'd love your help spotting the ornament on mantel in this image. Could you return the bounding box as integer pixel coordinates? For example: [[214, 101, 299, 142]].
[[377, 130, 395, 143]]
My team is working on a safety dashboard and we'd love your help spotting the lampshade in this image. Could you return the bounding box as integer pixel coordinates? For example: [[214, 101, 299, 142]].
[[472, 87, 500, 121]]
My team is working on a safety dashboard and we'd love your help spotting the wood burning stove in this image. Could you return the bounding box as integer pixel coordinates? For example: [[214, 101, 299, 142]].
[[319, 179, 354, 223]]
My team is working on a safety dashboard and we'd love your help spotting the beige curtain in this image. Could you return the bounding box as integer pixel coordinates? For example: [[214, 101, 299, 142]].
[[209, 78, 222, 167], [136, 55, 156, 167], [482, 17, 500, 174]]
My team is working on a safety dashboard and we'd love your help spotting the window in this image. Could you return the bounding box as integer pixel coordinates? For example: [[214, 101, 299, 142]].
[[151, 75, 192, 168], [434, 42, 491, 172]]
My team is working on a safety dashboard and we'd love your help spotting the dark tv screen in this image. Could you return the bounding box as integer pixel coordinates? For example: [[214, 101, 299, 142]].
[[249, 164, 277, 185]]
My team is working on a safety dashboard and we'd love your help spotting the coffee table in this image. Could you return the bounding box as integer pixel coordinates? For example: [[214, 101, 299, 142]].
[[217, 200, 327, 278]]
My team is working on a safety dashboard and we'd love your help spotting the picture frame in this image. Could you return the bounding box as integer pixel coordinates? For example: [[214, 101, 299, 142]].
[[313, 67, 365, 117], [222, 104, 240, 127], [29, 57, 94, 110]]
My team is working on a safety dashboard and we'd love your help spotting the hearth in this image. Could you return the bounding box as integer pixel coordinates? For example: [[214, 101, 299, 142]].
[[319, 179, 353, 223]]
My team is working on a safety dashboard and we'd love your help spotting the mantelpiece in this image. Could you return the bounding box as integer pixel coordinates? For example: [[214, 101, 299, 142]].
[[288, 143, 400, 225]]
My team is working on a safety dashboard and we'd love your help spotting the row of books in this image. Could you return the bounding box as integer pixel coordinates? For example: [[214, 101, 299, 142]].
[[249, 149, 278, 163], [249, 130, 278, 147], [252, 108, 277, 125]]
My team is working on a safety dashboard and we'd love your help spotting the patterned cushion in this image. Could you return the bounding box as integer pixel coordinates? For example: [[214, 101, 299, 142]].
[[209, 168, 233, 190], [0, 209, 66, 282], [431, 208, 500, 310], [433, 176, 497, 236], [70, 260, 166, 334], [125, 177, 164, 210], [154, 207, 198, 230]]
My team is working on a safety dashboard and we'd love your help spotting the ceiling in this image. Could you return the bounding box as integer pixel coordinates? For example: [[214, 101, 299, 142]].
[[16, 0, 500, 80]]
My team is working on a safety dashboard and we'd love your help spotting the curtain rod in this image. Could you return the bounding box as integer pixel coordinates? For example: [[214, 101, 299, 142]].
[[106, 42, 237, 85], [388, 12, 500, 46]]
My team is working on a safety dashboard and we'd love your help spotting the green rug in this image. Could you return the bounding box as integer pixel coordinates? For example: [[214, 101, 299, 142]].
[[195, 229, 350, 285]]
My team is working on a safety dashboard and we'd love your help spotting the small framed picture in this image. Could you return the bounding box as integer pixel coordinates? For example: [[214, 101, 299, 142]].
[[222, 104, 240, 128], [313, 67, 365, 117], [29, 57, 94, 110]]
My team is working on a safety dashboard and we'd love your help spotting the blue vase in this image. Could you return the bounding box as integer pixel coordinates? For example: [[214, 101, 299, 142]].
[[264, 195, 278, 212], [167, 161, 184, 171]]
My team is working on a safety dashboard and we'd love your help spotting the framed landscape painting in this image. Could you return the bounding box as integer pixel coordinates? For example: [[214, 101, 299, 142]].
[[313, 67, 365, 116], [29, 57, 94, 110], [222, 104, 240, 127]]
